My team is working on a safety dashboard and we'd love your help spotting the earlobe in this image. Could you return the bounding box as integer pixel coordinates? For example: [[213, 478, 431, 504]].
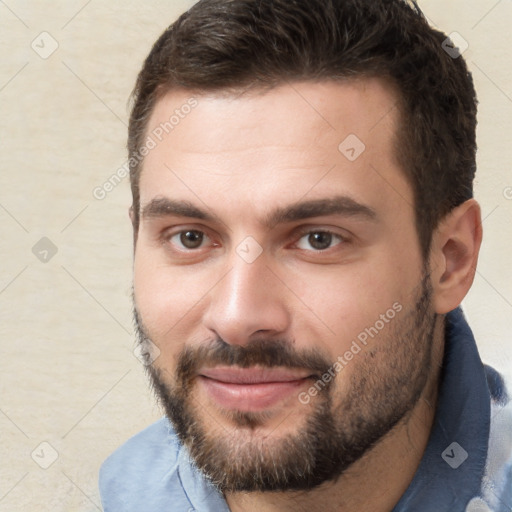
[[430, 199, 482, 314]]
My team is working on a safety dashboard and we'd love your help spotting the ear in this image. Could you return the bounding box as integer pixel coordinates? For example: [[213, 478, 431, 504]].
[[129, 205, 138, 247], [429, 199, 482, 314]]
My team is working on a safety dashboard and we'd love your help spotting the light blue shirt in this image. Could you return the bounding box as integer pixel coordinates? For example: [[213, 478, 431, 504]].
[[99, 308, 512, 511]]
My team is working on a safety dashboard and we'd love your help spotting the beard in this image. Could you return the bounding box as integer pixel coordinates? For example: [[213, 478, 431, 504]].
[[134, 271, 437, 494]]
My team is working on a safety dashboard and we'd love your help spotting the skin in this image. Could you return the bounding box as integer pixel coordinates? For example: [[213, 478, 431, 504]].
[[131, 79, 482, 511]]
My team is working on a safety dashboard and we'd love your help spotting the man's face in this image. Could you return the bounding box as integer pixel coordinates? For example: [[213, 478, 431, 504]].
[[133, 80, 437, 491]]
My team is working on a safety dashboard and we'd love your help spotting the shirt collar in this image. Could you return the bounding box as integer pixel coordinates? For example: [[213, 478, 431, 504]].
[[393, 307, 491, 510], [177, 442, 230, 512]]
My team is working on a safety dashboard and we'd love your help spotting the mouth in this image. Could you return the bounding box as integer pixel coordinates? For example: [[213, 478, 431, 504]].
[[197, 366, 314, 412]]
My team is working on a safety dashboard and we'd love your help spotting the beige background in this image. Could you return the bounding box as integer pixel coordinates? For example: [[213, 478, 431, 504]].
[[0, 1, 511, 510]]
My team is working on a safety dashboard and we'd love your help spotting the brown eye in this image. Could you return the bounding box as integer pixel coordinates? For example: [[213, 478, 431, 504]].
[[178, 230, 204, 249], [296, 230, 343, 251], [308, 232, 333, 250]]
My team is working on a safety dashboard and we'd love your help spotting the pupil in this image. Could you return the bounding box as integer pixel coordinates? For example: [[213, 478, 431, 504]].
[[181, 230, 203, 249], [309, 232, 332, 250]]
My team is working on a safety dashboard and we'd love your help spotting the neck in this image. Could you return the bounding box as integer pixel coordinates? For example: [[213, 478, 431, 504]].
[[226, 318, 445, 512]]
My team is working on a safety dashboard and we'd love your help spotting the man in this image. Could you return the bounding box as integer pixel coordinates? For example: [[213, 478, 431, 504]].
[[99, 0, 512, 510]]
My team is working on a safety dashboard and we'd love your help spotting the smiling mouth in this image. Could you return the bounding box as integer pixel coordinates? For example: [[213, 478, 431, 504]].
[[197, 366, 315, 412]]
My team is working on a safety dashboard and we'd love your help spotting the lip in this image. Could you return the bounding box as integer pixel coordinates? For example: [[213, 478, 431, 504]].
[[200, 366, 312, 384], [198, 366, 314, 412]]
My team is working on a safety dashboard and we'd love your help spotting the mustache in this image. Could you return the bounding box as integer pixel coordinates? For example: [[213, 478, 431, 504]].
[[133, 307, 333, 380], [177, 338, 333, 381]]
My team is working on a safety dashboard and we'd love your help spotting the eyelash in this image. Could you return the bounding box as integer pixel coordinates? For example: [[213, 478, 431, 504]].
[[293, 229, 346, 251], [165, 229, 215, 252], [163, 227, 349, 254]]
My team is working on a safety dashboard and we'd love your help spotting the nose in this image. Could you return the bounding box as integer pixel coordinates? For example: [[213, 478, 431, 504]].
[[203, 252, 291, 346]]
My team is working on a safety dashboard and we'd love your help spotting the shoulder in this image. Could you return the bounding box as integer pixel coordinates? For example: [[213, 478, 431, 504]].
[[479, 366, 512, 511], [99, 418, 187, 511], [100, 417, 179, 475]]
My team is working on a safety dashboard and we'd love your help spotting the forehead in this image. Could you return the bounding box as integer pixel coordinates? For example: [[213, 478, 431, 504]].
[[139, 79, 412, 224]]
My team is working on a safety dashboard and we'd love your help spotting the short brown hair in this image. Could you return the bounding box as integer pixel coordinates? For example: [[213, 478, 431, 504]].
[[128, 0, 477, 258]]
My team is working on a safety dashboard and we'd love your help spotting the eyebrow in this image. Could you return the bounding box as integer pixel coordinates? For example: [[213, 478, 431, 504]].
[[141, 197, 216, 222], [140, 195, 377, 226], [265, 196, 377, 227]]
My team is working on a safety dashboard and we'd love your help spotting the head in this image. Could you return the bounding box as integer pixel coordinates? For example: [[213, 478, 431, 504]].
[[129, 0, 482, 494]]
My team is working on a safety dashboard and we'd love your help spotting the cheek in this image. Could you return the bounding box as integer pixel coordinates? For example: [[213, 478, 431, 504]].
[[133, 247, 211, 348], [285, 260, 413, 355]]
